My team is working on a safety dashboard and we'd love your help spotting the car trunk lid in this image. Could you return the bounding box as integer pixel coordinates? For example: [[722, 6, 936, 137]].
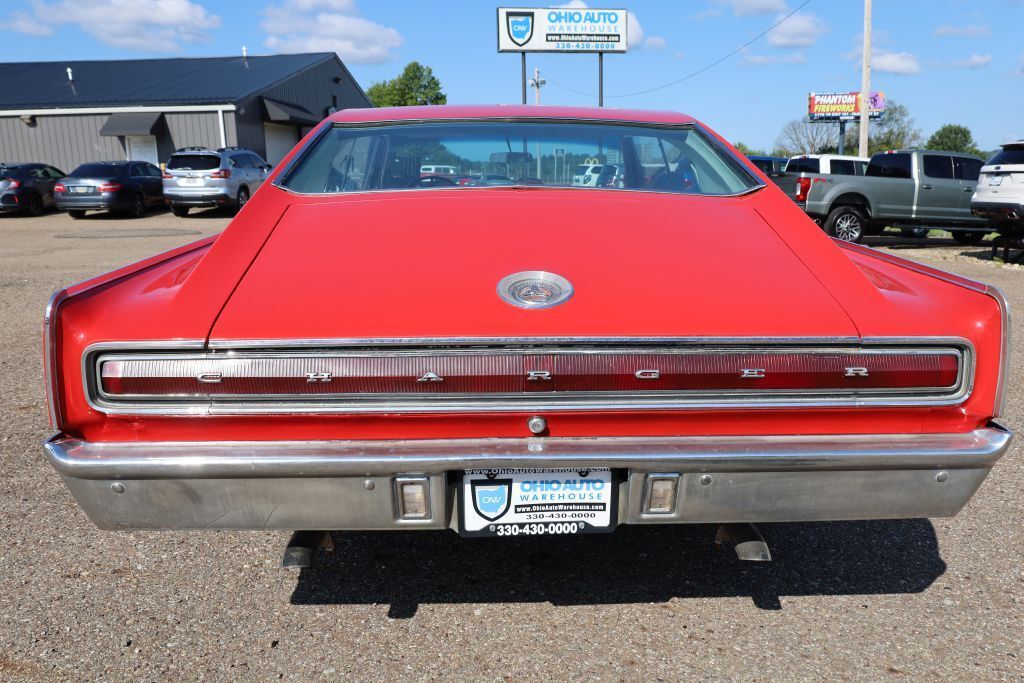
[[209, 189, 859, 342]]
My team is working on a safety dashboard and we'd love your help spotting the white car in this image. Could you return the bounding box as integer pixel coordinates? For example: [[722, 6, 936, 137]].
[[420, 165, 457, 177], [572, 164, 621, 187], [971, 140, 1024, 228], [785, 154, 870, 176]]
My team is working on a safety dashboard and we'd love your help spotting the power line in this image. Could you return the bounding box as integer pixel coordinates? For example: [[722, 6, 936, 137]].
[[546, 0, 813, 99]]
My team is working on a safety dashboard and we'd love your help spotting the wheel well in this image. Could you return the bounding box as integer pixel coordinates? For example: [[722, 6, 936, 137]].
[[830, 193, 871, 217], [237, 185, 250, 195]]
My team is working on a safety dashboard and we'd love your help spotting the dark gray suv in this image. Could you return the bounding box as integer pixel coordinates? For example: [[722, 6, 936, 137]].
[[162, 146, 271, 216]]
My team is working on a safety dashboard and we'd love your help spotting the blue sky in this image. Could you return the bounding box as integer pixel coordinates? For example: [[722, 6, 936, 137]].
[[1, 0, 1022, 150]]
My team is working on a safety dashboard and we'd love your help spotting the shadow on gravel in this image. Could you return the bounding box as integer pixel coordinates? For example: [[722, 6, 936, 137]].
[[290, 520, 944, 616]]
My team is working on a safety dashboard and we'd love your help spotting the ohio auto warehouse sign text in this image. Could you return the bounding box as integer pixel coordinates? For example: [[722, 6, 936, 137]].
[[497, 7, 628, 53]]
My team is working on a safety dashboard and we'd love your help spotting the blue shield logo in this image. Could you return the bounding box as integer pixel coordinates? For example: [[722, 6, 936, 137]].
[[471, 478, 512, 521], [506, 11, 534, 47]]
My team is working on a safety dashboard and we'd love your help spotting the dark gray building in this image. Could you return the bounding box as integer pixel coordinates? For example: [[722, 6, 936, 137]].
[[0, 53, 371, 170]]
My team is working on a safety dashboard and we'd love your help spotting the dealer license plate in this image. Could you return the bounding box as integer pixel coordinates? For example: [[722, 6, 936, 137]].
[[459, 468, 616, 537], [989, 176, 1003, 186], [179, 178, 203, 186], [70, 186, 90, 193]]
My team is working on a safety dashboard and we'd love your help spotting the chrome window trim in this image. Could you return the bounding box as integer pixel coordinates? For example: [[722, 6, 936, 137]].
[[83, 337, 975, 416], [271, 117, 765, 199]]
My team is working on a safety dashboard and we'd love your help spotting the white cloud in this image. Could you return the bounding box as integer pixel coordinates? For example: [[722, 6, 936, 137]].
[[30, 0, 219, 51], [644, 36, 667, 50], [713, 0, 787, 17], [951, 53, 992, 69], [743, 51, 806, 65], [691, 8, 722, 21], [262, 0, 402, 64], [933, 24, 991, 38], [0, 9, 52, 36], [874, 50, 922, 75], [558, 0, 644, 49], [767, 12, 827, 48]]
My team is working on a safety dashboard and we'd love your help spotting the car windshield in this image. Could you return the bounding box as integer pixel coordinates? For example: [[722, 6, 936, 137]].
[[167, 154, 220, 171], [69, 163, 122, 178], [280, 121, 759, 196]]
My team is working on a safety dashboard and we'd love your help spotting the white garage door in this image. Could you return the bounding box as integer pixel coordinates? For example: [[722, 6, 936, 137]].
[[264, 123, 300, 166]]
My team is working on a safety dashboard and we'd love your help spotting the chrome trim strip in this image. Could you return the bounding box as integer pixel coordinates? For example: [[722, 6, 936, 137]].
[[985, 284, 1011, 417], [43, 424, 1012, 481], [207, 336, 864, 349], [82, 338, 975, 415], [43, 288, 68, 428]]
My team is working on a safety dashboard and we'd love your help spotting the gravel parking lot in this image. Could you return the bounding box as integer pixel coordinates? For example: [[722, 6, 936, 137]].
[[1, 212, 1021, 680]]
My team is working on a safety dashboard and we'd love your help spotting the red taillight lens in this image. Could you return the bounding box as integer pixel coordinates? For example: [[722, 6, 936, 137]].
[[209, 169, 230, 179], [98, 183, 122, 193], [795, 177, 811, 203], [2, 178, 19, 188], [162, 172, 173, 179], [53, 183, 66, 193], [97, 349, 962, 399]]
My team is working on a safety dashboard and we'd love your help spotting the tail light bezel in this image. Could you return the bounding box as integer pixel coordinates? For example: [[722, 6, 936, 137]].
[[81, 337, 975, 416]]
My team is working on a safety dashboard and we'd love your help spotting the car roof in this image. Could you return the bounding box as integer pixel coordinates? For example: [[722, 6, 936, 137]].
[[327, 104, 697, 126], [1001, 140, 1024, 148]]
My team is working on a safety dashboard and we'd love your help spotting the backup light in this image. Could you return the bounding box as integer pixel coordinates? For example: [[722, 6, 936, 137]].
[[643, 473, 679, 514], [394, 476, 430, 519]]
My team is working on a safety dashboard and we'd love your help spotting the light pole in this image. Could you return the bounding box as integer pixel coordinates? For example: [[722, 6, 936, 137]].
[[858, 0, 872, 157], [529, 67, 546, 104]]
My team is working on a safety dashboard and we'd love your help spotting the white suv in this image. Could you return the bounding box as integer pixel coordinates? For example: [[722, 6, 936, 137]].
[[971, 140, 1024, 228], [162, 146, 270, 217]]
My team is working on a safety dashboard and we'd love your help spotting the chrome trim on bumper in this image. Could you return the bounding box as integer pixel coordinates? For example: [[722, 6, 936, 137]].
[[44, 426, 1011, 530]]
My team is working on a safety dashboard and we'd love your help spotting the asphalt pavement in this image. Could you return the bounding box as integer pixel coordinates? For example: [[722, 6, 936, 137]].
[[1, 211, 1021, 680]]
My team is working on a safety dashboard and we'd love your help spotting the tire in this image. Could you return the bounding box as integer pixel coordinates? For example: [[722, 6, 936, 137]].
[[127, 193, 145, 218], [901, 227, 930, 238], [235, 187, 249, 212], [68, 210, 86, 219], [824, 206, 867, 243], [170, 205, 190, 217], [23, 193, 43, 217], [951, 230, 985, 245]]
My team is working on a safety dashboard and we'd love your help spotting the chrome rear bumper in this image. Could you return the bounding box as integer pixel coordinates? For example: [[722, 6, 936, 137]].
[[44, 425, 1012, 531]]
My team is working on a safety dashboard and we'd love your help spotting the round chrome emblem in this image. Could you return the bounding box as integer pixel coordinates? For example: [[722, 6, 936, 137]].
[[497, 271, 573, 309]]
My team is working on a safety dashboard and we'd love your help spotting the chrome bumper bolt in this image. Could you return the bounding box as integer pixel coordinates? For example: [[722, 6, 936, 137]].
[[527, 416, 547, 434]]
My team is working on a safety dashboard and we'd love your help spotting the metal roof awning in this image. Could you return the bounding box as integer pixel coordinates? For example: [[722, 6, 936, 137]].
[[99, 111, 164, 136], [261, 97, 319, 126]]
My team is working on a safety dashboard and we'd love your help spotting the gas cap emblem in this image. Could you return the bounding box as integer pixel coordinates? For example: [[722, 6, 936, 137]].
[[497, 271, 573, 309]]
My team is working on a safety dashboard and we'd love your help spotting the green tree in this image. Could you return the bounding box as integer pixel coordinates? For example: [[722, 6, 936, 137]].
[[733, 141, 766, 156], [843, 100, 922, 155], [925, 124, 980, 155], [367, 62, 447, 107]]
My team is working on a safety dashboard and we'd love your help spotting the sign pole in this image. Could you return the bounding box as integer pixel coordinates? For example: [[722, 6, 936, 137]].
[[837, 120, 846, 155], [598, 52, 604, 107], [521, 53, 527, 105]]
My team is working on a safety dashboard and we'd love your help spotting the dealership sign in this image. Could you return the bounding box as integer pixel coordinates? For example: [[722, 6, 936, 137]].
[[497, 7, 628, 53], [807, 91, 885, 121]]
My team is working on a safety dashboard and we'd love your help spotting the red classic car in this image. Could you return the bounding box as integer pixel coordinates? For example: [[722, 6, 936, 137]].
[[43, 105, 1011, 563]]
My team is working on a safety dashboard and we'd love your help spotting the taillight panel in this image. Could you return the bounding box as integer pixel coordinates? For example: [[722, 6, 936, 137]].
[[84, 340, 973, 415]]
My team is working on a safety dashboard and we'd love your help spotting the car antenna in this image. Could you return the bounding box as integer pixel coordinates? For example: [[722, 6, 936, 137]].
[[66, 66, 77, 96]]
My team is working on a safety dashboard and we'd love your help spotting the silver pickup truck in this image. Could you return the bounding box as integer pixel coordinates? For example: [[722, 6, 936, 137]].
[[787, 149, 994, 243]]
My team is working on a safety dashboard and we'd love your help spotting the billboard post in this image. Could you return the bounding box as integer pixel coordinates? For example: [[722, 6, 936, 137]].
[[498, 7, 628, 107]]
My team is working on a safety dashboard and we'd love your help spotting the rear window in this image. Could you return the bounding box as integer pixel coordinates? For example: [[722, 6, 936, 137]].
[[280, 121, 759, 196], [69, 163, 123, 179], [167, 154, 220, 171], [955, 157, 983, 181], [866, 153, 912, 179], [988, 147, 1024, 166], [785, 157, 820, 174], [829, 160, 856, 176]]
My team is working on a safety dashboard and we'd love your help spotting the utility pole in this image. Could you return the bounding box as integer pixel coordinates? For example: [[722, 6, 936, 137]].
[[529, 67, 546, 105], [858, 0, 872, 157]]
